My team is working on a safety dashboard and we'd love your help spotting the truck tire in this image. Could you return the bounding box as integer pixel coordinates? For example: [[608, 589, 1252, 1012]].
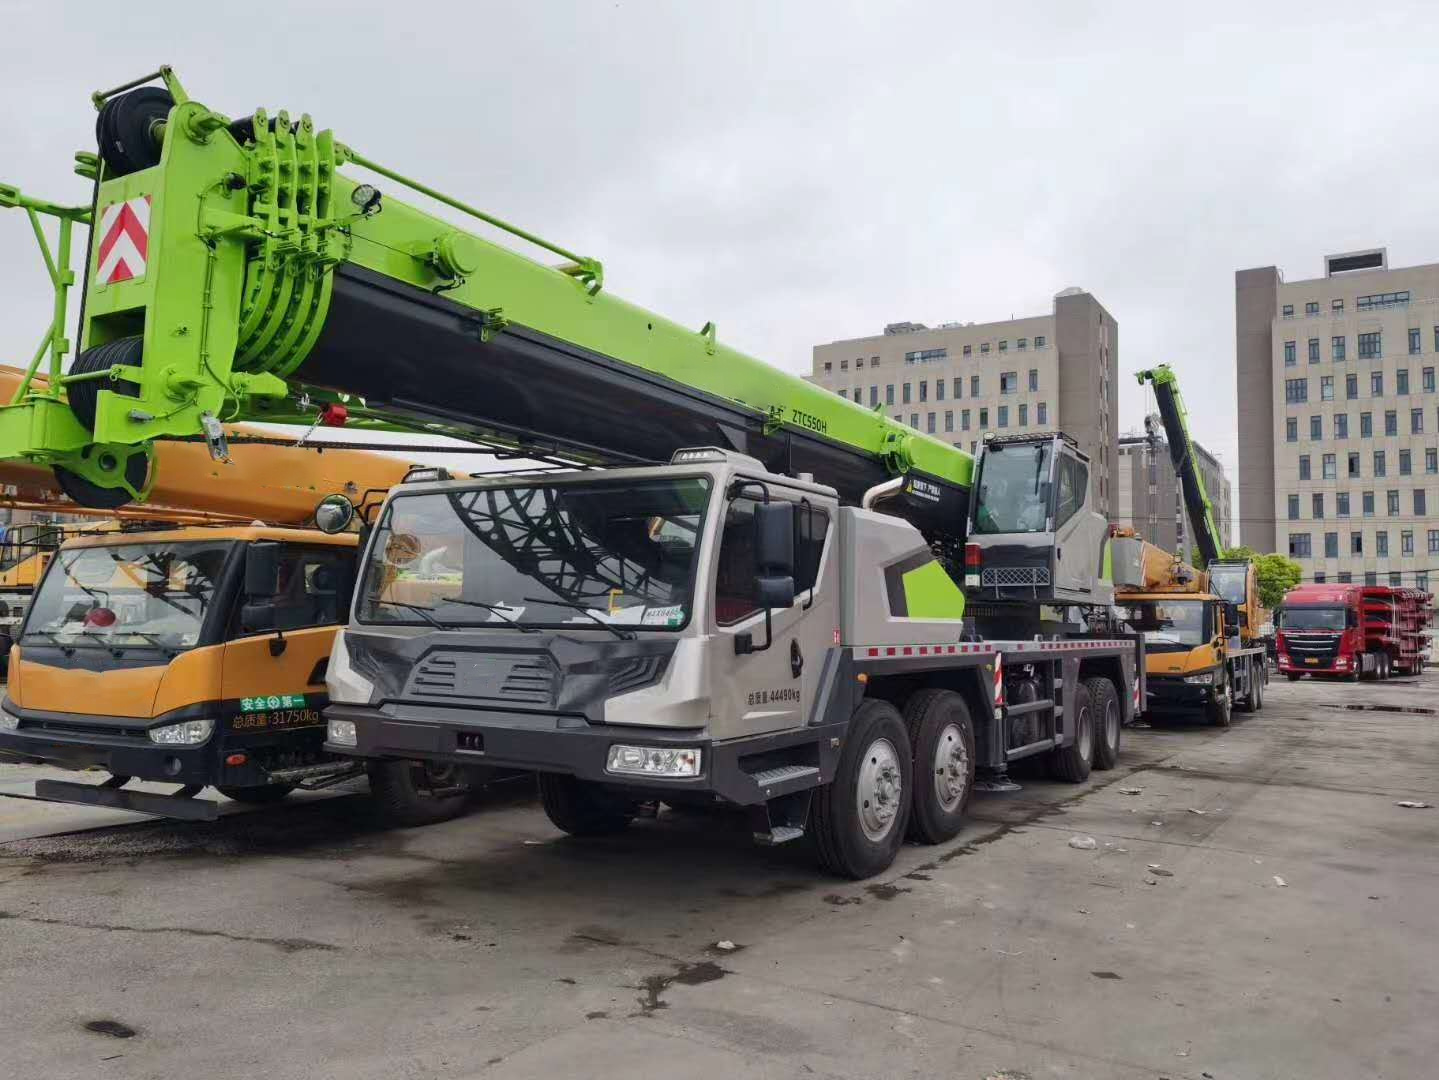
[[812, 699, 913, 879], [217, 783, 295, 804], [537, 774, 635, 837], [1240, 660, 1263, 711], [369, 760, 474, 827], [1048, 682, 1093, 783], [1207, 675, 1232, 727], [902, 689, 975, 845], [1084, 676, 1121, 770], [1286, 672, 1302, 682]]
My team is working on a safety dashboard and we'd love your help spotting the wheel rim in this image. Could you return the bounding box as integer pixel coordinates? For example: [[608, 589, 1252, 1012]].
[[411, 762, 466, 798], [1077, 705, 1093, 760], [857, 737, 903, 842], [1102, 699, 1119, 750], [932, 723, 970, 813]]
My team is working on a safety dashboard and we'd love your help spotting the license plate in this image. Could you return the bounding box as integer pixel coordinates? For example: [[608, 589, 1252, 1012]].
[[1305, 658, 1318, 665]]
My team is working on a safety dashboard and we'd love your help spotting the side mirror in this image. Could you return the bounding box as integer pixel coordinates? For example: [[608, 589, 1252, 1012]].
[[754, 501, 796, 610], [1224, 602, 1241, 631], [241, 602, 276, 632], [245, 541, 281, 598], [314, 494, 356, 535]]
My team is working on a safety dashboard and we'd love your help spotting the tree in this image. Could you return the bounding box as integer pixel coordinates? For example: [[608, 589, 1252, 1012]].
[[1217, 545, 1302, 611]]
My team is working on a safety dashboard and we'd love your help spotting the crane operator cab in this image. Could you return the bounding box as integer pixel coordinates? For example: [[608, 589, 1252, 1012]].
[[964, 432, 1114, 610]]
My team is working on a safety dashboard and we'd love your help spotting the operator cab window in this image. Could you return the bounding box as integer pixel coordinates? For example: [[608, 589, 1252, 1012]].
[[714, 496, 829, 627], [243, 546, 350, 634], [1055, 454, 1088, 528]]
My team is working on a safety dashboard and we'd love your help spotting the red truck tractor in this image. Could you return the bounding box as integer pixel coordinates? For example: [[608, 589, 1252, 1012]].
[[1276, 584, 1433, 681]]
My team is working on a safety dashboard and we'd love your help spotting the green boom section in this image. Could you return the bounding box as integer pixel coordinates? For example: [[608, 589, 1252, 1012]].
[[0, 69, 974, 524], [1136, 364, 1222, 566]]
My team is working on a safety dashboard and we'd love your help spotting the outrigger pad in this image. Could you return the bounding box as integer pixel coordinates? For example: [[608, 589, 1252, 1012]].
[[33, 778, 219, 821]]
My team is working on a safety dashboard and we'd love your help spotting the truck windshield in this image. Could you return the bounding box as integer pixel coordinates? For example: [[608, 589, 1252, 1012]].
[[971, 442, 1052, 534], [1114, 601, 1209, 649], [1209, 563, 1247, 606], [1279, 607, 1347, 631], [357, 478, 711, 631], [20, 540, 234, 652]]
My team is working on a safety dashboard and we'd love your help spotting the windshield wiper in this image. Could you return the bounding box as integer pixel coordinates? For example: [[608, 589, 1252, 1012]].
[[117, 630, 179, 656], [20, 630, 75, 655], [521, 596, 636, 640], [371, 599, 447, 629], [438, 597, 539, 633]]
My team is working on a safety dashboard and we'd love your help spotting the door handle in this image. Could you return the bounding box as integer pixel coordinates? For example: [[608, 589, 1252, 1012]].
[[790, 639, 804, 679]]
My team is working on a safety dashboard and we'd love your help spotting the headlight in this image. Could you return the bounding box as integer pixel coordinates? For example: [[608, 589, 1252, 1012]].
[[328, 718, 358, 747], [1183, 672, 1214, 685], [605, 744, 702, 778], [0, 710, 18, 732], [148, 718, 214, 745]]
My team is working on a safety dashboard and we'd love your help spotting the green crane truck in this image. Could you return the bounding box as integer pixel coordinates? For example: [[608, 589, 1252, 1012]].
[[0, 69, 1143, 877]]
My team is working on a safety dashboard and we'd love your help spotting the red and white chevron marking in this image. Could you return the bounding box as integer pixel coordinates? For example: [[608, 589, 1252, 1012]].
[[95, 196, 152, 285], [993, 652, 1005, 706]]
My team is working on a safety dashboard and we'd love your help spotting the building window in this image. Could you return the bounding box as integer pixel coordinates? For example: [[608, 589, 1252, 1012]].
[[1361, 411, 1373, 437], [1037, 402, 1048, 425], [1324, 532, 1339, 558], [1377, 531, 1388, 557], [963, 345, 972, 357], [1372, 372, 1384, 397], [1282, 304, 1295, 318], [853, 388, 863, 403], [1375, 450, 1386, 477], [1028, 369, 1039, 392], [997, 405, 1009, 428], [1289, 533, 1311, 558], [886, 384, 895, 406], [1333, 299, 1345, 313], [1346, 373, 1358, 399], [823, 362, 832, 373], [871, 356, 880, 368], [1389, 571, 1403, 587], [1332, 336, 1346, 362], [902, 383, 912, 404], [1320, 376, 1334, 401], [926, 412, 936, 434], [1322, 453, 1336, 480], [978, 407, 989, 427], [1398, 369, 1411, 395], [980, 343, 990, 355], [1365, 571, 1378, 585], [944, 410, 954, 433], [1429, 529, 1439, 555], [1285, 417, 1298, 442], [1411, 328, 1423, 355], [840, 359, 848, 371], [935, 379, 946, 401], [1299, 455, 1311, 480], [1387, 489, 1401, 515], [1335, 413, 1349, 439], [1018, 403, 1028, 426], [1287, 494, 1300, 520], [1400, 449, 1412, 476], [919, 380, 928, 403], [1363, 490, 1375, 516], [1306, 301, 1320, 316], [1357, 291, 1410, 310], [1312, 493, 1325, 518], [1018, 338, 1028, 350], [998, 340, 1008, 352], [1351, 530, 1363, 554], [904, 349, 947, 365], [1284, 340, 1296, 366], [1311, 415, 1323, 440], [1337, 492, 1350, 516], [1420, 572, 1431, 590], [1309, 338, 1320, 363], [1415, 489, 1427, 516], [1359, 331, 1382, 358], [1427, 448, 1438, 474], [1402, 530, 1415, 557], [1413, 407, 1425, 434], [1385, 410, 1398, 436], [1425, 367, 1436, 392], [961, 409, 971, 430], [1000, 371, 1018, 394], [869, 385, 879, 406], [1034, 336, 1046, 348], [1285, 378, 1308, 403], [1349, 451, 1361, 478], [1337, 571, 1352, 583], [970, 376, 980, 397], [910, 413, 919, 428]]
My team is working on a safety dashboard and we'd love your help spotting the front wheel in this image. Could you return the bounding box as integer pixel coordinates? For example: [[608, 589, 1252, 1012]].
[[903, 689, 975, 845], [1286, 673, 1302, 682], [538, 774, 635, 837], [369, 760, 474, 827], [1207, 677, 1232, 727], [217, 783, 295, 804], [812, 699, 912, 879]]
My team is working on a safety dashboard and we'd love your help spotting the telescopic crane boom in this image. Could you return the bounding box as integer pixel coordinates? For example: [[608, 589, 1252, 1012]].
[[1135, 364, 1222, 568]]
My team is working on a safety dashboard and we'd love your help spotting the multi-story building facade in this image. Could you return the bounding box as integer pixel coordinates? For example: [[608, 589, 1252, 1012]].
[[1114, 423, 1233, 568], [809, 289, 1119, 515], [1237, 249, 1439, 589]]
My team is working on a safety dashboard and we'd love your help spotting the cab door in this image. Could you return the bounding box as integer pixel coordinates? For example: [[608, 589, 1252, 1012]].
[[707, 489, 839, 741], [220, 545, 350, 736], [1052, 450, 1093, 596]]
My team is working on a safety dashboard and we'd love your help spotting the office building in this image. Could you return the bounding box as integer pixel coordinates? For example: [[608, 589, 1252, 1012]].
[[809, 289, 1119, 514], [1237, 249, 1438, 589], [1114, 421, 1233, 568]]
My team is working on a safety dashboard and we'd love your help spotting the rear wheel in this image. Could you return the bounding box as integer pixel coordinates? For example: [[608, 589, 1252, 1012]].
[[538, 774, 635, 837], [1048, 682, 1093, 782], [217, 783, 295, 804], [1241, 661, 1263, 711], [812, 699, 912, 879], [902, 689, 975, 845], [369, 760, 474, 827], [1084, 677, 1121, 770]]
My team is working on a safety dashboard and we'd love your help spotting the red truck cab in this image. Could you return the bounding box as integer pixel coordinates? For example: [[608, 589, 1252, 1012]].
[[1277, 584, 1432, 681]]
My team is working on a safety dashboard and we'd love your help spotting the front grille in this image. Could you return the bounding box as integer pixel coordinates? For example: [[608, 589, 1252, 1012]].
[[1283, 632, 1340, 664], [502, 660, 555, 703], [982, 566, 1051, 587], [26, 718, 149, 739], [406, 651, 557, 705]]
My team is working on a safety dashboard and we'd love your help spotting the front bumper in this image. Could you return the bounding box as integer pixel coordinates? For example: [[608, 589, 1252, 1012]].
[[325, 702, 844, 807], [1145, 676, 1220, 709]]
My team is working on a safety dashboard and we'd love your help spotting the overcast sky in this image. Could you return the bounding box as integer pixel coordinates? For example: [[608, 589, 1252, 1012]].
[[4, 1, 1439, 525]]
